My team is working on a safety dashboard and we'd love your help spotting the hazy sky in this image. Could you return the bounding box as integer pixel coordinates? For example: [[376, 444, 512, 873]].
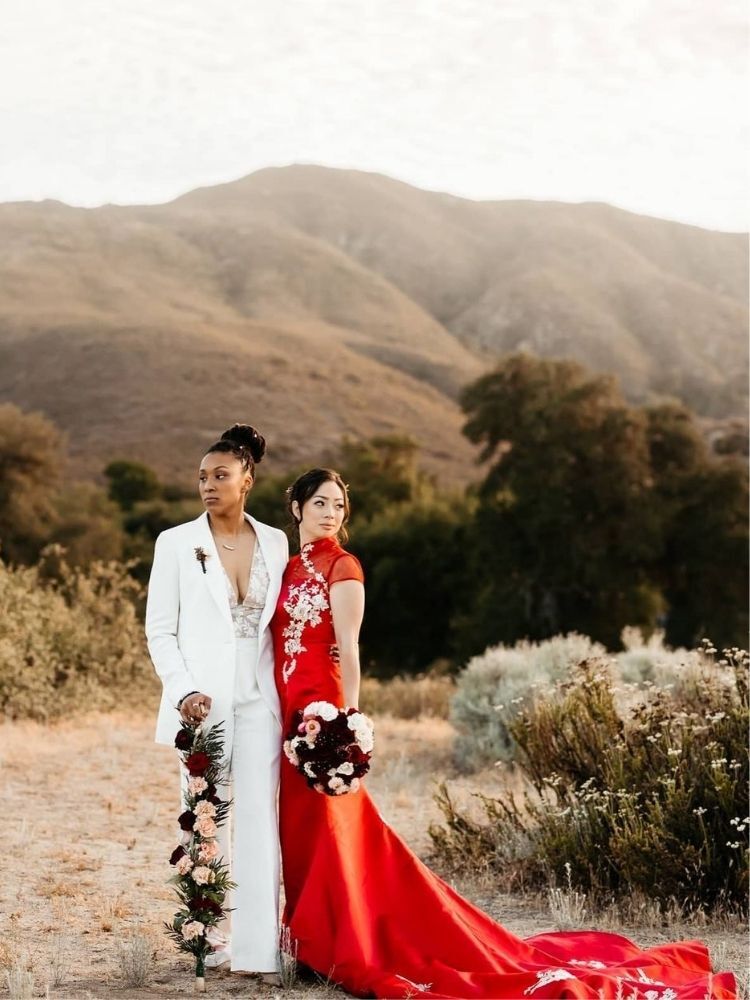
[[1, 0, 747, 231]]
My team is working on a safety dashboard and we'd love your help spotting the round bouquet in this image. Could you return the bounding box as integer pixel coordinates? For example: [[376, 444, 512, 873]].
[[283, 700, 374, 795]]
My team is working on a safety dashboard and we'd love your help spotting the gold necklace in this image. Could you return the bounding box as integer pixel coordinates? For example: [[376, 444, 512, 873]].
[[209, 523, 244, 551]]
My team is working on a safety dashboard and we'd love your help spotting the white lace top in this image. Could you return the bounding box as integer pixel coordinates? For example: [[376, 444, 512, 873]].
[[222, 542, 270, 638]]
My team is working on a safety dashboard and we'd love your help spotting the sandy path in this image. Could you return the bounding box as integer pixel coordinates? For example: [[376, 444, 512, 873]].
[[1, 710, 745, 999]]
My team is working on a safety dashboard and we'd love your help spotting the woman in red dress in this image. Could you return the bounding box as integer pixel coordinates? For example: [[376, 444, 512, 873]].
[[270, 468, 736, 1000]]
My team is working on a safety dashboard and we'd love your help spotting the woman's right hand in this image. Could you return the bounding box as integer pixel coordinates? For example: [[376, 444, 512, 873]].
[[180, 692, 212, 725]]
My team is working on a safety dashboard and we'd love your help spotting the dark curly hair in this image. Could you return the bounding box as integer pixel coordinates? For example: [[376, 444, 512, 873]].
[[204, 423, 266, 478], [286, 468, 350, 543]]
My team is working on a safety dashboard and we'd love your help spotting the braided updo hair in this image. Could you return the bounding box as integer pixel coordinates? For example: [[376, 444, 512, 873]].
[[205, 423, 266, 478]]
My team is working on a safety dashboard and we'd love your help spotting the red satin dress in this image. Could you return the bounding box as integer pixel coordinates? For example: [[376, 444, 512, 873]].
[[271, 536, 736, 1000]]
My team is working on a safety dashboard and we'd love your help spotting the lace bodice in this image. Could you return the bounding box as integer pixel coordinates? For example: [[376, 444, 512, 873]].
[[222, 541, 270, 638]]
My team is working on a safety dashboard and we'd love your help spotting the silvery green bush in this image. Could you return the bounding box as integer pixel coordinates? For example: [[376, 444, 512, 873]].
[[451, 633, 607, 771]]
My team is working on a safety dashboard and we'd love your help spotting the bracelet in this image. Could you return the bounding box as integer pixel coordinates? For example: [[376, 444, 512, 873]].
[[177, 690, 199, 711]]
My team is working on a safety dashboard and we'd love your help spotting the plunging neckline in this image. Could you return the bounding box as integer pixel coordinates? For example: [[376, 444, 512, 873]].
[[221, 541, 257, 605]]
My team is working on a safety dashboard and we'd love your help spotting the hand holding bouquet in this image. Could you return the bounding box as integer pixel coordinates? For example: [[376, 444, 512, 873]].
[[283, 700, 374, 795]]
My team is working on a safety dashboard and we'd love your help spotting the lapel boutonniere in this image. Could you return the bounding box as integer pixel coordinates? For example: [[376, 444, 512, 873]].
[[194, 546, 209, 574]]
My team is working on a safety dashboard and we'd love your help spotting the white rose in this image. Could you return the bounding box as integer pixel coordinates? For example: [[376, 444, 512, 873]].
[[304, 701, 338, 722], [356, 731, 374, 753], [337, 762, 354, 775], [346, 712, 366, 731], [328, 776, 345, 790]]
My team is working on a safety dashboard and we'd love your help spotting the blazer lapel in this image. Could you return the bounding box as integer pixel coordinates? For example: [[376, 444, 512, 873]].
[[193, 511, 233, 629], [248, 513, 284, 635]]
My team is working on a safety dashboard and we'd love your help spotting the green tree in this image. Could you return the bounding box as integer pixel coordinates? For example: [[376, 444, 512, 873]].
[[104, 459, 161, 511], [337, 434, 434, 521], [0, 403, 64, 563], [352, 496, 473, 676], [645, 403, 748, 648], [457, 354, 663, 653], [48, 482, 126, 566]]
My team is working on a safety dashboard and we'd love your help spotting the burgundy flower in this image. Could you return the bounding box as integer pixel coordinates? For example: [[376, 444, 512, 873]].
[[169, 845, 187, 865], [178, 810, 196, 831], [188, 897, 223, 916], [185, 751, 211, 776], [175, 729, 193, 751]]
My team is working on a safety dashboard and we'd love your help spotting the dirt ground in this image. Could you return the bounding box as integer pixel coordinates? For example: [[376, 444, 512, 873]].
[[1, 711, 747, 999]]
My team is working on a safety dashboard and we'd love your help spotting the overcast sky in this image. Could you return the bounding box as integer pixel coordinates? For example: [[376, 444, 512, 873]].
[[1, 0, 747, 231]]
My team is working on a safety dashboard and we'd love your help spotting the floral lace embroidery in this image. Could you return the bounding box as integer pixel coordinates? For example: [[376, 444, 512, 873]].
[[395, 973, 433, 994], [281, 543, 329, 684], [635, 969, 666, 987], [523, 969, 575, 994], [223, 543, 269, 638]]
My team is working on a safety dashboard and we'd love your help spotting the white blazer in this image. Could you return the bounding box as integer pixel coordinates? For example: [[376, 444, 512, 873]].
[[145, 510, 289, 756]]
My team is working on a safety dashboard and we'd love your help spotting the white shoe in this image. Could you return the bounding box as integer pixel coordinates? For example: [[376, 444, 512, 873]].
[[204, 947, 231, 969]]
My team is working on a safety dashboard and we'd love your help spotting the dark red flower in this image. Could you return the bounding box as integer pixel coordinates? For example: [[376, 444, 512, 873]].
[[185, 752, 211, 776], [178, 810, 196, 831], [188, 897, 223, 916], [175, 729, 193, 751], [169, 845, 187, 865]]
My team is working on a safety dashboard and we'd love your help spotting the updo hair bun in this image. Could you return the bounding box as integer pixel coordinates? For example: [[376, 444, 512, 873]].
[[221, 423, 266, 464]]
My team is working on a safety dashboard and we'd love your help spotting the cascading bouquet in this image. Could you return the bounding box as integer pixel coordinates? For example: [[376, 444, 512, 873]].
[[283, 700, 374, 795], [164, 720, 236, 992]]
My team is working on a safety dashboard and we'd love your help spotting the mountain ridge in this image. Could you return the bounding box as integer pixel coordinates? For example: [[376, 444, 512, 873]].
[[0, 164, 746, 485]]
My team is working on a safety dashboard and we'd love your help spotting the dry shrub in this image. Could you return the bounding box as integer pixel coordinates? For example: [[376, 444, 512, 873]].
[[116, 928, 155, 988], [360, 672, 454, 720], [450, 633, 606, 771], [0, 544, 157, 720], [431, 648, 749, 914]]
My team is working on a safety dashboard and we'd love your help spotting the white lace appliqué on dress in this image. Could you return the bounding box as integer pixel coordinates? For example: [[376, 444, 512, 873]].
[[281, 543, 329, 684], [395, 973, 433, 994], [223, 542, 270, 638], [523, 969, 575, 994]]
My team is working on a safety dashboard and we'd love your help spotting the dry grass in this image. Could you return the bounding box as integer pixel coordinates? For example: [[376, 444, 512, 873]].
[[2, 706, 746, 998], [360, 673, 454, 721]]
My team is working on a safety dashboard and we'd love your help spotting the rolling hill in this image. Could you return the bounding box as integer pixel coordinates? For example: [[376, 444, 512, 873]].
[[0, 165, 746, 486]]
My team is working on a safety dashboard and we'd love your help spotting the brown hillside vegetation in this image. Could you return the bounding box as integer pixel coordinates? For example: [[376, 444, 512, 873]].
[[0, 165, 746, 485]]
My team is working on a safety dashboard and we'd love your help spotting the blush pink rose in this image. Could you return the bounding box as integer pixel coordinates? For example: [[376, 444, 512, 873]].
[[194, 816, 218, 838], [175, 855, 194, 875], [198, 840, 219, 862]]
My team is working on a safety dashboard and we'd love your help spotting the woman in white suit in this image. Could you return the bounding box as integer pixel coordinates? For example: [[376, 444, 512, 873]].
[[145, 423, 287, 983]]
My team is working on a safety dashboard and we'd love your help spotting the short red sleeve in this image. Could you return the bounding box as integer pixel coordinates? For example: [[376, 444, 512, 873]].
[[329, 553, 365, 585]]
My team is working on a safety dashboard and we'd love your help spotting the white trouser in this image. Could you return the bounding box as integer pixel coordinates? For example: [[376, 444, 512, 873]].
[[179, 636, 281, 972]]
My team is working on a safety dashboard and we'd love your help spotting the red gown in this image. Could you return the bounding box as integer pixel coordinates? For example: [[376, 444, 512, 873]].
[[270, 536, 736, 1000]]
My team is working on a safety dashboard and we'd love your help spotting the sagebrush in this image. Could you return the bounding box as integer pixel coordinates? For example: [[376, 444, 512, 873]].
[[450, 633, 606, 770], [431, 648, 749, 913], [0, 545, 157, 720]]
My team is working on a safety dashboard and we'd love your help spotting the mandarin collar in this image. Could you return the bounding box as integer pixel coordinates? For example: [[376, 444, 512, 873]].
[[299, 534, 340, 556]]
